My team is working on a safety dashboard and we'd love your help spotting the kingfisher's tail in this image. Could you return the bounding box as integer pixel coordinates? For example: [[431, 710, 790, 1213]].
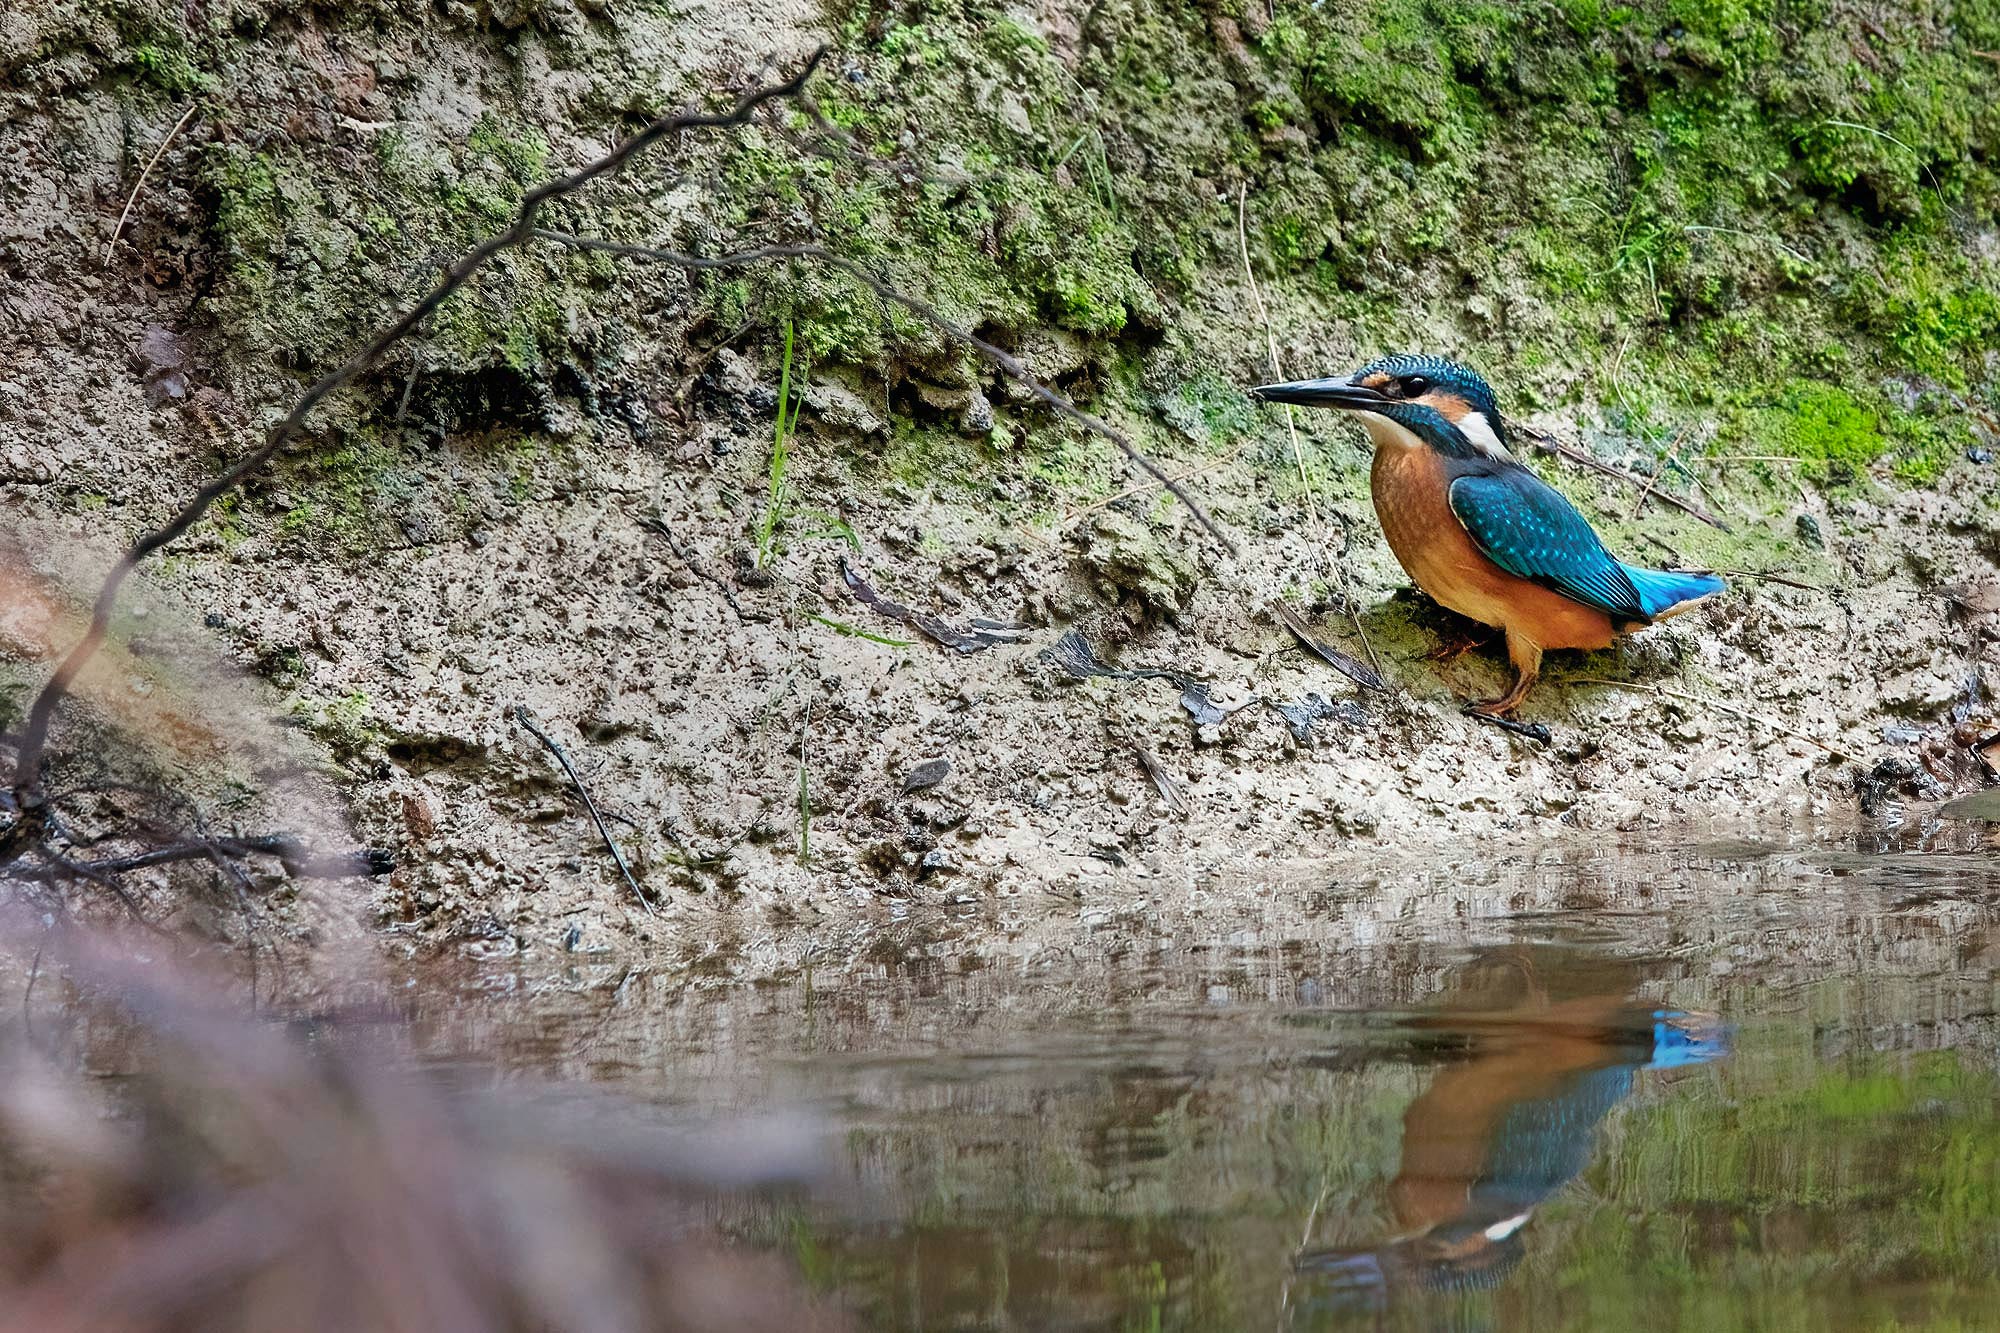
[[1620, 565, 1725, 620]]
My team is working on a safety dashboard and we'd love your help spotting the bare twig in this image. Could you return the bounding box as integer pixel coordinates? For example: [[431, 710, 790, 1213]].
[[514, 706, 655, 913], [531, 230, 1235, 552], [1269, 598, 1387, 693], [796, 700, 812, 866], [11, 51, 828, 811], [1712, 567, 1823, 592], [12, 834, 299, 877], [1510, 420, 1732, 531], [1626, 425, 1688, 521], [22, 941, 43, 1041], [638, 512, 744, 618], [103, 103, 200, 269], [1053, 440, 1248, 535], [1571, 678, 1853, 761]]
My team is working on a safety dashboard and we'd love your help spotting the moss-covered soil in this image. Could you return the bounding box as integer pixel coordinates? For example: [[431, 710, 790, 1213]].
[[0, 0, 1997, 953]]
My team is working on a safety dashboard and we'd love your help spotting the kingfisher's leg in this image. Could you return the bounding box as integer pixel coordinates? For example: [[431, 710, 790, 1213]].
[[1464, 632, 1542, 717]]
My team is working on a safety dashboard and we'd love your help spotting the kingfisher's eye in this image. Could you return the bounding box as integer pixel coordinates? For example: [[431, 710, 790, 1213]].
[[1400, 375, 1431, 396]]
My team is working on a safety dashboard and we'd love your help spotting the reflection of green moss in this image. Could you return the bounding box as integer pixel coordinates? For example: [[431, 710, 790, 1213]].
[[740, 1009, 2000, 1332], [1604, 1047, 2000, 1278]]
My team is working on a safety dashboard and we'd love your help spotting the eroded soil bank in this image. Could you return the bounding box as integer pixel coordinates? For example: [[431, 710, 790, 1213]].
[[1, 0, 1997, 962]]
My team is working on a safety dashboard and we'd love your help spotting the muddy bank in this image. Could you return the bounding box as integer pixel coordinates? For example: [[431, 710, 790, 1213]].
[[0, 0, 1997, 957]]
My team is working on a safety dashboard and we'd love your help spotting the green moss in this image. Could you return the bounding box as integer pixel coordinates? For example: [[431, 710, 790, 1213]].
[[209, 493, 247, 549], [120, 0, 1996, 578], [296, 690, 384, 764], [1869, 267, 2000, 391], [129, 40, 213, 94], [293, 433, 408, 541], [1156, 372, 1259, 450], [1887, 413, 1969, 486], [1764, 382, 1885, 477], [200, 104, 582, 394]]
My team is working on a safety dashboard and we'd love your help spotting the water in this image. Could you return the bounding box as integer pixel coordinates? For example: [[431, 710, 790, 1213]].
[[410, 835, 2000, 1331]]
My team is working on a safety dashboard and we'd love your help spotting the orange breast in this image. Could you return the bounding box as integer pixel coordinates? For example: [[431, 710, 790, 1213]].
[[1369, 440, 1615, 652]]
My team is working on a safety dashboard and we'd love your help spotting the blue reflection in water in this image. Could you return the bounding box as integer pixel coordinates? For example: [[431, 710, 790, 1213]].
[[1296, 990, 1729, 1311]]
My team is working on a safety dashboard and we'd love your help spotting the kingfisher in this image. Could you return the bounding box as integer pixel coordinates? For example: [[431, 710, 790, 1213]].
[[1295, 986, 1727, 1308], [1253, 354, 1725, 716]]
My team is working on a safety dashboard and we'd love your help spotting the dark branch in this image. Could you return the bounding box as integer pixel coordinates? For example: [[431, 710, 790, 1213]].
[[7, 835, 385, 882], [513, 706, 656, 914], [1509, 420, 1732, 532], [530, 230, 1237, 553], [8, 49, 829, 810]]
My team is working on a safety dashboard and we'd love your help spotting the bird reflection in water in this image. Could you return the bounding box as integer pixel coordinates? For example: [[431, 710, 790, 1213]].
[[1292, 950, 1728, 1314]]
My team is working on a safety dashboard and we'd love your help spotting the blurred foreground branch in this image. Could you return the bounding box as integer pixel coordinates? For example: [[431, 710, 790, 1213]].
[[0, 931, 843, 1333]]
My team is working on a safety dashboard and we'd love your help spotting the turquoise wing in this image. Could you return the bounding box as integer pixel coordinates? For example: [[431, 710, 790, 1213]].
[[1447, 471, 1648, 621]]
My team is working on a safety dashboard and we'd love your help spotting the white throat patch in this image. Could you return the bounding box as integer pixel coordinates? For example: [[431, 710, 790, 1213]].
[[1359, 413, 1427, 453]]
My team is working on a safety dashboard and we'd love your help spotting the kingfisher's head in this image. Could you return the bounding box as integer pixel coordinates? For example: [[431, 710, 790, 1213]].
[[1252, 354, 1512, 462]]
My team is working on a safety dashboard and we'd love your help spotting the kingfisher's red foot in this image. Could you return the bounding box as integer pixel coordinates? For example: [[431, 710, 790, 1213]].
[[1463, 647, 1539, 718]]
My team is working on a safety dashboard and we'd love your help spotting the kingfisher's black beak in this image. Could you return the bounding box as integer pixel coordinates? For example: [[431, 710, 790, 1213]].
[[1250, 375, 1387, 410]]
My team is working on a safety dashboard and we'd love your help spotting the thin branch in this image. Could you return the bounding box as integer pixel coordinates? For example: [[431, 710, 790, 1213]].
[[531, 230, 1235, 553], [104, 103, 200, 268], [1509, 420, 1733, 531], [2, 834, 371, 880], [1237, 187, 1322, 540], [1711, 567, 1823, 592], [1626, 424, 1689, 521], [34, 849, 154, 922], [1053, 440, 1248, 535], [10, 50, 829, 810], [194, 810, 264, 1012], [514, 706, 656, 914]]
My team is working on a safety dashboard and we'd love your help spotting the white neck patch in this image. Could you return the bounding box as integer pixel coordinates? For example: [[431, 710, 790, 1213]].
[[1457, 410, 1512, 461]]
